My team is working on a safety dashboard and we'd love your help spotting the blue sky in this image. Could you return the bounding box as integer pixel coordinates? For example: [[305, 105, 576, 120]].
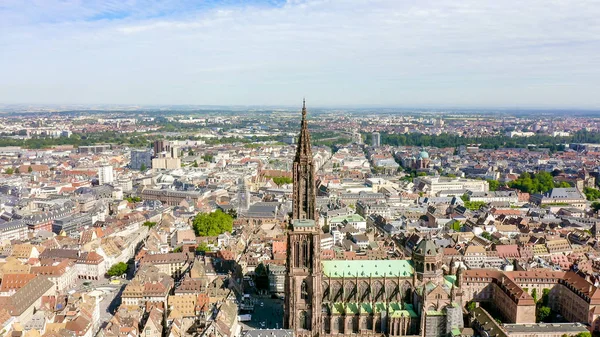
[[1, 0, 600, 108]]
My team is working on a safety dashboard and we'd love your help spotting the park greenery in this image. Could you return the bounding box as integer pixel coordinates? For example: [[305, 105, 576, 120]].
[[193, 210, 233, 237], [584, 187, 600, 201], [107, 262, 128, 277], [265, 175, 293, 186], [508, 171, 570, 194], [464, 201, 486, 211]]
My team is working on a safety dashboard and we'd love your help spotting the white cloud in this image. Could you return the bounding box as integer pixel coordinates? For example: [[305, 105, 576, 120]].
[[1, 0, 600, 107]]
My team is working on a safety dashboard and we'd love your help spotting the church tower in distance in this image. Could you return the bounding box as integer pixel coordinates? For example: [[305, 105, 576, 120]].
[[284, 100, 322, 337]]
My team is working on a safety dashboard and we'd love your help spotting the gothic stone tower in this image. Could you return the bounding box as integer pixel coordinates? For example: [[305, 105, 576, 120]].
[[285, 100, 322, 337], [292, 99, 318, 221]]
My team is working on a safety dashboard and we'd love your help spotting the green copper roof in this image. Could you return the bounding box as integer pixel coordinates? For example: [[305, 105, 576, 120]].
[[292, 219, 316, 228], [374, 302, 386, 313], [444, 275, 457, 288], [330, 303, 370, 315], [404, 304, 418, 318], [346, 303, 360, 315], [389, 302, 401, 311], [329, 214, 366, 224], [360, 303, 373, 315], [322, 260, 414, 278], [331, 303, 345, 315], [451, 328, 462, 336], [427, 311, 446, 316]]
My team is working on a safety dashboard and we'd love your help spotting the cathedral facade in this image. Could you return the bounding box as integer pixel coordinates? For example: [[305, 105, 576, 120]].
[[284, 101, 464, 337]]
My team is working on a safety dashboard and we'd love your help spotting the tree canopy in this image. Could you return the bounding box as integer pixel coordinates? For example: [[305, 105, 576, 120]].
[[142, 221, 156, 228], [270, 176, 292, 186], [508, 171, 567, 194], [193, 210, 233, 237], [584, 187, 600, 201], [487, 179, 500, 191], [196, 242, 211, 254], [107, 262, 128, 277]]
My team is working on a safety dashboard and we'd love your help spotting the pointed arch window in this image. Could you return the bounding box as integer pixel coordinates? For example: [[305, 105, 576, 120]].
[[301, 280, 309, 300], [299, 311, 308, 330]]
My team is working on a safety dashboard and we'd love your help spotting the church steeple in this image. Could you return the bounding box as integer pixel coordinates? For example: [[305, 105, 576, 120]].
[[296, 98, 313, 162], [292, 99, 317, 221]]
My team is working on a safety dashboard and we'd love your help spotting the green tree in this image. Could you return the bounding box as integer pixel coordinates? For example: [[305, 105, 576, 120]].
[[481, 231, 492, 241], [584, 187, 600, 201], [271, 176, 293, 186], [4, 167, 14, 175], [466, 301, 476, 312], [202, 154, 214, 162], [196, 242, 211, 254], [592, 202, 600, 212], [576, 332, 592, 337], [107, 262, 128, 277], [542, 288, 550, 306], [125, 196, 142, 203], [28, 166, 33, 173], [140, 163, 147, 171], [14, 167, 20, 174], [531, 288, 538, 302], [450, 221, 461, 231], [465, 201, 486, 211], [487, 179, 500, 191], [536, 306, 551, 322], [193, 210, 233, 237], [142, 221, 156, 228], [192, 160, 199, 168], [509, 171, 568, 194]]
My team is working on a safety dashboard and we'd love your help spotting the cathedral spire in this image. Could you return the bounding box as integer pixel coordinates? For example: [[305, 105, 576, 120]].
[[296, 98, 312, 161], [292, 99, 317, 221], [302, 97, 306, 116]]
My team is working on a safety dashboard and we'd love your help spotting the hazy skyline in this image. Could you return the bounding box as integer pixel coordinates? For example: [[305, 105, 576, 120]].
[[1, 0, 600, 108]]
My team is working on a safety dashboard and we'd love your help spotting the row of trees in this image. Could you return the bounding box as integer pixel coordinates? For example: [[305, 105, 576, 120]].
[[0, 131, 159, 149], [365, 129, 600, 151], [4, 166, 33, 175]]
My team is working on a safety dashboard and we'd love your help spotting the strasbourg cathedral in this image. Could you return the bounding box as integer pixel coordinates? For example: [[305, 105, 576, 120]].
[[284, 101, 464, 337], [283, 101, 600, 337]]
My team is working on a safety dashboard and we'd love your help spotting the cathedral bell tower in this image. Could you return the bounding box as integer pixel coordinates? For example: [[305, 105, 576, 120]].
[[284, 100, 322, 337]]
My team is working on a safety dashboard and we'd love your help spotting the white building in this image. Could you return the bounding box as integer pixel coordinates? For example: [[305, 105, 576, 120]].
[[320, 233, 334, 250], [414, 176, 489, 194], [98, 165, 114, 185]]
